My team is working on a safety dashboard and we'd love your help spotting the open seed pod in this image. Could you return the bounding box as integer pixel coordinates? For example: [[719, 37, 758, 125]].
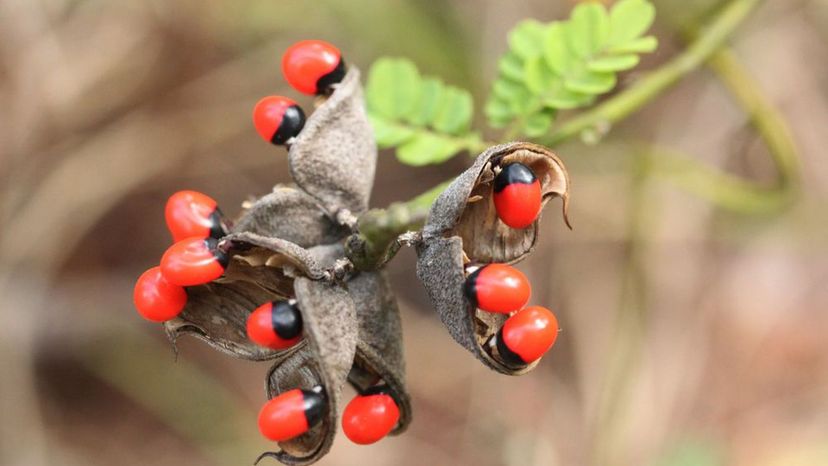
[[345, 271, 412, 434], [422, 141, 570, 264], [163, 231, 326, 361], [232, 185, 349, 247], [288, 67, 376, 219], [258, 277, 357, 466], [416, 142, 570, 375]]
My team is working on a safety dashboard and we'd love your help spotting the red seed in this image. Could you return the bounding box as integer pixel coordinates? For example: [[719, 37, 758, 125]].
[[160, 237, 227, 287], [342, 392, 400, 445], [164, 190, 224, 242], [282, 40, 344, 95], [493, 163, 542, 229], [253, 96, 306, 145], [258, 388, 326, 442], [133, 266, 187, 322], [246, 301, 303, 350], [499, 305, 559, 365], [464, 264, 531, 313]]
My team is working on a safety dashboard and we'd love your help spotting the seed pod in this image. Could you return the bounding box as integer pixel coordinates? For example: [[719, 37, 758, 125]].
[[422, 142, 570, 264], [287, 67, 376, 219], [258, 277, 357, 466], [345, 271, 411, 434], [163, 232, 327, 361], [232, 185, 348, 247], [416, 142, 570, 374]]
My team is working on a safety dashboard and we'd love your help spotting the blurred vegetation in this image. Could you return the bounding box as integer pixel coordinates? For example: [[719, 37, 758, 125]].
[[1, 1, 827, 466]]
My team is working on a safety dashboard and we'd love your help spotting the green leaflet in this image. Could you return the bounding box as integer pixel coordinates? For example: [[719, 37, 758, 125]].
[[366, 57, 479, 166], [366, 0, 658, 165], [485, 0, 658, 136]]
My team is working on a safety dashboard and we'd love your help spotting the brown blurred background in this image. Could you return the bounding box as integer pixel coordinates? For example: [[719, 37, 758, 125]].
[[1, 0, 827, 465]]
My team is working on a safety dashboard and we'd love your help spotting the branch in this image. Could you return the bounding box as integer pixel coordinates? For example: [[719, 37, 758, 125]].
[[345, 181, 450, 270], [352, 0, 765, 270]]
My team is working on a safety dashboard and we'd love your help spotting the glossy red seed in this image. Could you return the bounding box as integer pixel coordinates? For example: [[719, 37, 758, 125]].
[[342, 393, 400, 445], [258, 389, 310, 442], [493, 163, 542, 229], [246, 301, 303, 350], [501, 305, 559, 364], [465, 263, 531, 313], [253, 96, 305, 145], [133, 266, 187, 322], [282, 40, 343, 95], [160, 237, 227, 287], [165, 190, 222, 242]]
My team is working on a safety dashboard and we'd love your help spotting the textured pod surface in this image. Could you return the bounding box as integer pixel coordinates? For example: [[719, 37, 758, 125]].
[[423, 142, 570, 264], [232, 185, 348, 247], [346, 271, 412, 434], [417, 236, 537, 375], [163, 232, 324, 361], [259, 278, 357, 466], [288, 67, 376, 218]]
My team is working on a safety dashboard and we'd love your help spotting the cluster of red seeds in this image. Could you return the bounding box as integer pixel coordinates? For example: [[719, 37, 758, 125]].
[[466, 162, 559, 367], [133, 40, 400, 448]]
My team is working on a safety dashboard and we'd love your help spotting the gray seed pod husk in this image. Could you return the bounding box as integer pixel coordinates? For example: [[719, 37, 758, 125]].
[[163, 232, 325, 361], [346, 271, 412, 434], [288, 67, 376, 219], [232, 185, 348, 247], [416, 142, 570, 375], [258, 277, 357, 466]]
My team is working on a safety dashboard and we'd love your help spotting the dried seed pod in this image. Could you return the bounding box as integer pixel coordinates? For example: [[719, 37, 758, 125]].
[[416, 142, 570, 374], [232, 185, 348, 247], [345, 271, 412, 434], [287, 67, 376, 219], [163, 232, 326, 361], [422, 142, 570, 264], [258, 277, 357, 466]]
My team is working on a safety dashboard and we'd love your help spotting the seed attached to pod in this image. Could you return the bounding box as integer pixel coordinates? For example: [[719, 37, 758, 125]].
[[165, 190, 226, 242], [253, 96, 306, 145], [160, 237, 228, 286], [246, 301, 303, 350], [258, 386, 327, 442], [493, 162, 542, 229], [133, 266, 187, 322], [495, 305, 559, 366], [464, 263, 531, 314], [282, 40, 345, 95], [341, 387, 400, 445]]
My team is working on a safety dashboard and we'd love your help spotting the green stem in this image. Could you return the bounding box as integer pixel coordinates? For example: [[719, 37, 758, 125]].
[[644, 46, 799, 214], [542, 0, 762, 146], [346, 181, 450, 270]]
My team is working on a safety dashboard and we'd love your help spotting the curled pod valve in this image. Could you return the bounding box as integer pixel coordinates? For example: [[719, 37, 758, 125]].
[[247, 300, 303, 350], [492, 305, 559, 367], [464, 263, 531, 314], [165, 190, 226, 242], [282, 40, 346, 95], [253, 96, 306, 145], [258, 386, 327, 442]]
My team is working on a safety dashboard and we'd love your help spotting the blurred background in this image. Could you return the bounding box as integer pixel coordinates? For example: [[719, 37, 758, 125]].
[[1, 0, 826, 465]]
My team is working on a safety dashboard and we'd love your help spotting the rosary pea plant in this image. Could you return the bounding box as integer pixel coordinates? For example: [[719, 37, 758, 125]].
[[132, 0, 799, 464]]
